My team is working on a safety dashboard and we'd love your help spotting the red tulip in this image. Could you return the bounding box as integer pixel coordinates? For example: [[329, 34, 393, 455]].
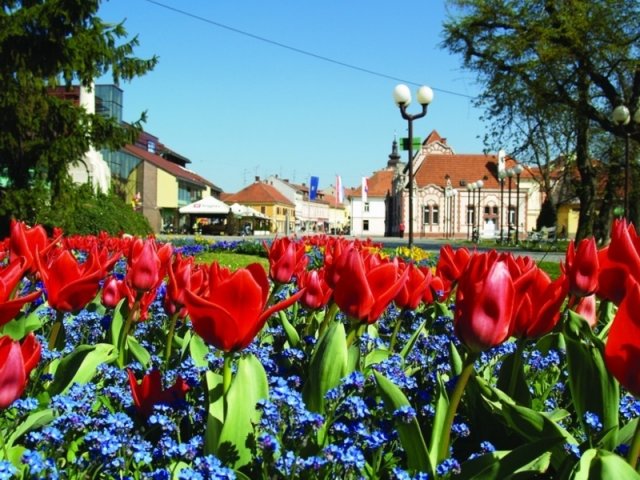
[[9, 220, 50, 273], [0, 257, 42, 327], [597, 219, 640, 304], [101, 276, 127, 309], [0, 333, 41, 408], [323, 239, 353, 289], [454, 252, 514, 352], [436, 245, 472, 297], [423, 273, 446, 304], [297, 268, 332, 310], [604, 279, 640, 397], [263, 237, 308, 284], [395, 262, 432, 310], [98, 246, 123, 274], [574, 294, 597, 329], [127, 369, 189, 417], [507, 254, 539, 293], [512, 269, 568, 339], [184, 263, 304, 352], [333, 248, 408, 324], [164, 254, 205, 318], [126, 238, 172, 294], [36, 246, 104, 313], [562, 238, 599, 298]]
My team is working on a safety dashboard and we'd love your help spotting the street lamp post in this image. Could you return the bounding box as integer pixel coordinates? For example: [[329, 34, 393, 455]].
[[499, 170, 506, 243], [476, 179, 484, 242], [466, 182, 474, 241], [450, 190, 456, 238], [612, 105, 640, 221], [514, 164, 524, 243], [445, 187, 455, 239], [506, 168, 514, 242], [393, 84, 434, 248], [444, 187, 449, 239]]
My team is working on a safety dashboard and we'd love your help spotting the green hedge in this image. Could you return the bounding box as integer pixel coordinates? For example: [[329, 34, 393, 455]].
[[0, 183, 152, 236]]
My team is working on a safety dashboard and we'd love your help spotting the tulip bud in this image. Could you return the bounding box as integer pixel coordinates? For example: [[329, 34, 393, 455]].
[[454, 254, 514, 352]]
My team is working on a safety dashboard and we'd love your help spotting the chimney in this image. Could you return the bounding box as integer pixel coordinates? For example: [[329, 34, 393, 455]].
[[255, 176, 260, 182]]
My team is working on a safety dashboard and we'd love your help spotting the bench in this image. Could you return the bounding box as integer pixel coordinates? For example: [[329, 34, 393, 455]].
[[526, 226, 557, 246], [541, 226, 557, 244]]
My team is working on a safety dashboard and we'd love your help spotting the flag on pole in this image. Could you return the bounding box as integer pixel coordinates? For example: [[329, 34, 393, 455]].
[[336, 175, 344, 203], [309, 176, 319, 200], [361, 177, 369, 203]]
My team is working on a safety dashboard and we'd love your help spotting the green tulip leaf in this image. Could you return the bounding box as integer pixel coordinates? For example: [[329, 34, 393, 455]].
[[126, 335, 151, 369], [169, 461, 189, 480], [189, 332, 210, 368], [617, 418, 638, 449], [302, 321, 348, 413], [449, 341, 463, 376], [6, 445, 26, 474], [178, 330, 190, 358], [204, 370, 224, 456], [7, 408, 55, 448], [568, 448, 640, 480], [374, 371, 432, 475], [364, 348, 391, 368], [428, 373, 450, 471], [474, 376, 577, 471], [597, 300, 616, 341], [458, 436, 557, 479], [48, 343, 117, 396], [347, 344, 360, 374], [108, 299, 127, 346], [399, 318, 427, 362], [563, 310, 619, 450], [497, 349, 532, 408], [278, 310, 300, 348], [0, 303, 47, 340], [217, 354, 269, 468]]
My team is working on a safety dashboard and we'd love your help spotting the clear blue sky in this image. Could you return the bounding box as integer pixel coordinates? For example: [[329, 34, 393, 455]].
[[97, 0, 487, 193]]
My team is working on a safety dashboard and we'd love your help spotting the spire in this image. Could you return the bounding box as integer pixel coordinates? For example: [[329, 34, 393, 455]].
[[387, 136, 401, 168]]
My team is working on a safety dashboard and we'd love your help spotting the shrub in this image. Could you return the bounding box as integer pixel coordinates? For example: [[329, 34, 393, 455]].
[[0, 183, 152, 236]]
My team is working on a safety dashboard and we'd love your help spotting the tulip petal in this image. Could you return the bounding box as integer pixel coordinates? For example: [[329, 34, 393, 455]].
[[0, 340, 27, 408], [605, 280, 640, 397], [333, 250, 375, 320]]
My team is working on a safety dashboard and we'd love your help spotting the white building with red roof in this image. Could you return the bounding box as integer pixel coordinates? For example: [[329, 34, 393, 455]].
[[350, 131, 542, 240]]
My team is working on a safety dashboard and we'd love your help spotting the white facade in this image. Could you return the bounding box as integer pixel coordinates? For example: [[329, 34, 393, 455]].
[[266, 175, 330, 233], [350, 195, 386, 237], [68, 84, 111, 193]]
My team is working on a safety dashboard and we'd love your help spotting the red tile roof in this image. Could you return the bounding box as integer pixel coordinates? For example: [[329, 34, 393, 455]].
[[223, 181, 295, 206], [368, 170, 394, 197], [414, 154, 532, 190], [345, 169, 394, 198], [124, 144, 219, 190], [321, 191, 345, 208]]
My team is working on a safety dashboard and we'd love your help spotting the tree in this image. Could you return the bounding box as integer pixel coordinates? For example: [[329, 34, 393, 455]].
[[442, 0, 640, 240], [0, 0, 157, 232]]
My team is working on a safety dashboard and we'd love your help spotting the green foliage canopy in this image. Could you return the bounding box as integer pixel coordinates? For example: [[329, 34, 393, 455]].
[[0, 0, 157, 231]]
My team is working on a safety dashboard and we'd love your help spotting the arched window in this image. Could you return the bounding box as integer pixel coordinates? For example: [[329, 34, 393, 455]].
[[423, 204, 440, 225]]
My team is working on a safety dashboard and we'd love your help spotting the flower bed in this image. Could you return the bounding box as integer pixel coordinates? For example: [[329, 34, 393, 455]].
[[0, 221, 639, 479]]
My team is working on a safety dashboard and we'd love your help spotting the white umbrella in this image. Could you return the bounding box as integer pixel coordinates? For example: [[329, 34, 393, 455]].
[[179, 196, 230, 214]]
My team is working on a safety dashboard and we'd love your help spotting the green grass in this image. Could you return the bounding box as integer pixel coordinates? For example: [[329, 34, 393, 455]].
[[195, 251, 269, 270], [537, 260, 562, 280], [194, 249, 562, 280]]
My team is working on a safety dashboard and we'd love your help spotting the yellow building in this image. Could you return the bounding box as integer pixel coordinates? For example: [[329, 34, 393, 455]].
[[556, 203, 579, 239], [104, 132, 221, 233], [222, 179, 295, 235]]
